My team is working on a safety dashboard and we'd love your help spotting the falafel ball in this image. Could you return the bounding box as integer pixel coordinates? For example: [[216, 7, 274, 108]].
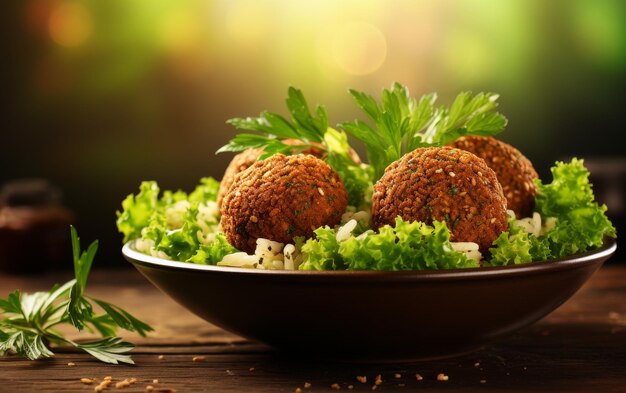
[[221, 154, 348, 253], [448, 136, 539, 218], [217, 148, 265, 209], [217, 139, 361, 208], [372, 146, 508, 252]]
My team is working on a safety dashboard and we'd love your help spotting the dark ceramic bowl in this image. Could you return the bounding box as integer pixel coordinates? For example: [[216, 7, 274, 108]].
[[123, 239, 616, 362]]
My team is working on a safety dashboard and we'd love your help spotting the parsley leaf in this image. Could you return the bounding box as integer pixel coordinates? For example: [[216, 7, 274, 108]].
[[67, 226, 97, 330], [76, 337, 135, 365], [218, 86, 374, 208], [218, 86, 328, 156], [90, 299, 152, 337], [0, 226, 152, 364], [340, 82, 507, 178]]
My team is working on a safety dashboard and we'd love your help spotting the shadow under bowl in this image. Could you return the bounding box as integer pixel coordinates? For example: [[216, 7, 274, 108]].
[[123, 239, 616, 362]]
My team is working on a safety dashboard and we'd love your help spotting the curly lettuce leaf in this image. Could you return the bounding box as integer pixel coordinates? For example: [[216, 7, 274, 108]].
[[152, 204, 202, 262], [489, 158, 616, 265], [117, 177, 235, 264], [489, 231, 532, 266], [299, 226, 346, 270], [300, 218, 477, 271], [189, 177, 220, 203], [187, 234, 236, 265], [535, 158, 616, 257], [116, 181, 160, 243]]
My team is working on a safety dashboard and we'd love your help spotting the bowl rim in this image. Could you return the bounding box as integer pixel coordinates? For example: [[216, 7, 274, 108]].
[[122, 237, 616, 280]]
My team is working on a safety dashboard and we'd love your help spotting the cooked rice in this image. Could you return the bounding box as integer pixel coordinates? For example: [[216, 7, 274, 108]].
[[165, 200, 191, 228], [216, 209, 490, 269], [341, 208, 371, 227], [509, 209, 556, 237], [451, 242, 482, 262], [218, 238, 296, 270], [135, 236, 171, 260], [283, 244, 296, 270], [196, 201, 221, 245], [336, 219, 358, 242], [219, 252, 259, 268]]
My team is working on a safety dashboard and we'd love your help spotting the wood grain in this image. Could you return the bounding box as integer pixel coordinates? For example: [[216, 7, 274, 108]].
[[1, 267, 625, 393]]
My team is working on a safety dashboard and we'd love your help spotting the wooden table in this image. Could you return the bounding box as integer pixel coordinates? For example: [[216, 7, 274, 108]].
[[1, 266, 625, 393]]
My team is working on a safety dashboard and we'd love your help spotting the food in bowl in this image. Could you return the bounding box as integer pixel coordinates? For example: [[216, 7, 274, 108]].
[[448, 135, 539, 218], [220, 153, 348, 253], [372, 146, 508, 253], [116, 84, 616, 270]]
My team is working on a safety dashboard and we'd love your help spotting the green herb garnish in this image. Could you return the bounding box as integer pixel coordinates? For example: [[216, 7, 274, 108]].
[[0, 227, 153, 364], [218, 87, 328, 157], [340, 83, 507, 178], [217, 87, 374, 209], [217, 83, 506, 204]]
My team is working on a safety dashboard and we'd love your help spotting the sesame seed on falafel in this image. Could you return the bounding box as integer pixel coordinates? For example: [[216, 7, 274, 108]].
[[371, 146, 508, 252], [449, 136, 538, 218], [220, 154, 348, 253]]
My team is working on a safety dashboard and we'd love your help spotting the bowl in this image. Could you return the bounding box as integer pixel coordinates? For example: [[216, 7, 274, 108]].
[[123, 238, 616, 362]]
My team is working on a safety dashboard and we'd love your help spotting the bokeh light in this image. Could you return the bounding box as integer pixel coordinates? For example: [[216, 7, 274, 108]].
[[331, 22, 387, 76], [48, 2, 92, 47], [572, 0, 626, 68], [442, 31, 493, 83], [221, 1, 272, 48]]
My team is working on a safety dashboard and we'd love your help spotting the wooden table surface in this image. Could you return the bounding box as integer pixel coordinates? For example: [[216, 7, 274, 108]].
[[1, 266, 625, 393]]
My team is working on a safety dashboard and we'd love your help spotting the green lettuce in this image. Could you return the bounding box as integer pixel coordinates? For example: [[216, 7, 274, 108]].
[[489, 158, 616, 265], [188, 177, 220, 203], [299, 218, 477, 271], [535, 158, 616, 256], [116, 177, 235, 264], [489, 216, 548, 266], [116, 181, 160, 243], [299, 226, 346, 270], [187, 234, 236, 265], [119, 159, 615, 270]]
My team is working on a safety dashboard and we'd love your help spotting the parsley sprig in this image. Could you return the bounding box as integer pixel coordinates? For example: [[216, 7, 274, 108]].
[[217, 83, 507, 185], [0, 227, 152, 364], [218, 87, 374, 208], [217, 86, 329, 158], [340, 83, 508, 178]]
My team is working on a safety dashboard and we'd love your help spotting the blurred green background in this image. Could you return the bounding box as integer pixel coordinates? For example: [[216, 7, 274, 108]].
[[3, 0, 625, 266]]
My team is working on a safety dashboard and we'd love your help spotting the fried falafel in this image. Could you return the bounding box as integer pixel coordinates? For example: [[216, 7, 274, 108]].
[[220, 154, 348, 253], [449, 136, 538, 218], [217, 148, 265, 209], [372, 146, 508, 252], [217, 140, 361, 208]]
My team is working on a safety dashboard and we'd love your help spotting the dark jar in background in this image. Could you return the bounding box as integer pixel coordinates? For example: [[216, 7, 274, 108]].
[[0, 179, 75, 273]]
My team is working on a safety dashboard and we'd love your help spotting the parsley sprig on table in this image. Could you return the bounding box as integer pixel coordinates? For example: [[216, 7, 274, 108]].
[[340, 83, 508, 178], [0, 227, 152, 364]]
